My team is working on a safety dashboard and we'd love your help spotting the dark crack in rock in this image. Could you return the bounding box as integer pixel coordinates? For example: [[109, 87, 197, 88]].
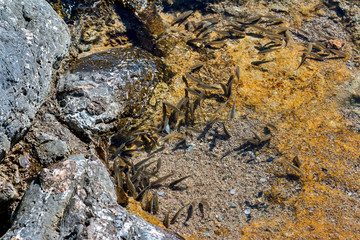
[[0, 0, 71, 161], [1, 154, 183, 240]]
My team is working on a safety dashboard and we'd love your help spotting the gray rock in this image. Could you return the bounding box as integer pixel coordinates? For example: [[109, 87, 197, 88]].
[[1, 154, 183, 240], [0, 176, 18, 206], [34, 132, 68, 166], [0, 0, 71, 161], [58, 47, 162, 140]]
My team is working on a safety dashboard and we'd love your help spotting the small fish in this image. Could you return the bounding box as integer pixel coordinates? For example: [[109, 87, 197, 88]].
[[177, 97, 189, 110], [329, 49, 347, 58], [214, 30, 231, 38], [163, 101, 181, 112], [298, 42, 313, 69], [271, 27, 290, 33], [313, 41, 328, 52], [185, 202, 196, 222], [266, 123, 277, 131], [156, 158, 162, 173], [208, 100, 230, 124], [235, 66, 240, 83], [247, 130, 271, 145], [262, 15, 285, 22], [265, 32, 285, 41], [237, 15, 262, 25], [222, 123, 232, 138], [251, 59, 274, 66], [163, 212, 170, 228], [199, 199, 210, 217], [258, 48, 281, 54], [169, 175, 192, 188], [228, 28, 246, 37], [284, 30, 292, 46], [170, 205, 186, 224], [226, 23, 247, 31], [308, 52, 324, 61], [152, 192, 159, 214], [215, 100, 230, 115], [283, 161, 303, 176], [230, 99, 236, 119], [226, 75, 234, 98], [201, 17, 219, 24], [185, 87, 203, 97], [187, 38, 207, 45], [262, 40, 283, 49], [164, 124, 171, 134], [114, 166, 123, 189], [126, 173, 138, 198], [150, 173, 174, 187], [186, 127, 203, 133], [141, 160, 157, 172], [131, 166, 144, 183], [162, 116, 169, 133], [185, 72, 201, 83], [171, 10, 193, 26], [182, 76, 189, 88], [205, 40, 227, 48], [220, 83, 228, 96], [265, 17, 285, 25], [294, 28, 310, 37], [145, 192, 153, 213], [159, 131, 179, 142], [292, 156, 302, 168], [313, 29, 333, 40], [141, 190, 149, 210], [135, 186, 149, 201], [190, 62, 203, 72]]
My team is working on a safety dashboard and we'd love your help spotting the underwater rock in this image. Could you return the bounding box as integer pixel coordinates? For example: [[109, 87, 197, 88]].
[[0, 154, 182, 240], [57, 47, 162, 141], [0, 0, 71, 161], [118, 0, 165, 53]]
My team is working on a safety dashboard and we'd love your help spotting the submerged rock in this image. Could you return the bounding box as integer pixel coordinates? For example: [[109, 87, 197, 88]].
[[0, 0, 71, 161], [58, 47, 164, 140], [1, 154, 182, 240], [118, 0, 165, 53]]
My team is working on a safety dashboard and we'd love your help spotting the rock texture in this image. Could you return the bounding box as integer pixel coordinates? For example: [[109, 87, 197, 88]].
[[1, 154, 183, 240], [58, 47, 162, 140], [0, 0, 71, 160]]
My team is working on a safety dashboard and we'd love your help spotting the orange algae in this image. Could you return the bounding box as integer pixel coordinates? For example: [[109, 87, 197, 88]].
[[222, 30, 360, 239], [126, 197, 166, 228]]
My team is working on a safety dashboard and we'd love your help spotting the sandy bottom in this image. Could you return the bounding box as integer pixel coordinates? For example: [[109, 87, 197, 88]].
[[129, 116, 293, 239]]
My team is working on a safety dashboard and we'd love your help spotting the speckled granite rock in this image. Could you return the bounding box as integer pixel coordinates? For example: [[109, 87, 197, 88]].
[[0, 154, 183, 240], [0, 0, 71, 161]]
